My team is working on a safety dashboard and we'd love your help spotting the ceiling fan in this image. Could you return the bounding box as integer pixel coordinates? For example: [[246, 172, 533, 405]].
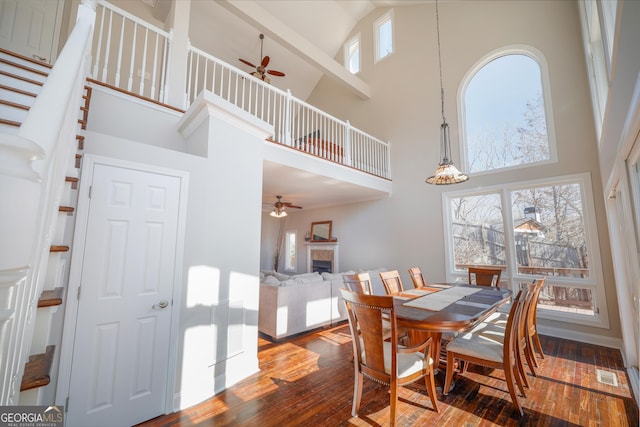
[[239, 34, 285, 84], [265, 195, 302, 218]]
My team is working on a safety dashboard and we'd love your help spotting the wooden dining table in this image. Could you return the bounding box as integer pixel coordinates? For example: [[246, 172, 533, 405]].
[[393, 283, 512, 380]]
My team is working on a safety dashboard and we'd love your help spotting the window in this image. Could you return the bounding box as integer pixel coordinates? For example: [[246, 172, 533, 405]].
[[344, 33, 360, 74], [579, 1, 613, 138], [462, 52, 555, 174], [374, 10, 393, 62], [284, 230, 296, 272], [443, 173, 608, 327]]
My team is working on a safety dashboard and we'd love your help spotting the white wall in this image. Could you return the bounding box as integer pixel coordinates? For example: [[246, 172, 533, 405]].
[[77, 87, 267, 410]]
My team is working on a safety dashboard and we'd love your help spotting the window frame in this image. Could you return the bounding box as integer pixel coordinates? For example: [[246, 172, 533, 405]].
[[458, 46, 558, 176], [442, 172, 609, 328], [344, 33, 361, 74], [373, 10, 394, 63]]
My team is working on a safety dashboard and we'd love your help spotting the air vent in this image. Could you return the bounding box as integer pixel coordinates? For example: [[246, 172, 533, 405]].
[[596, 369, 619, 386]]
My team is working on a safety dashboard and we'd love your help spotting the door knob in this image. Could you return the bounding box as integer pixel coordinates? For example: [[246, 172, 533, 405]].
[[152, 299, 169, 309]]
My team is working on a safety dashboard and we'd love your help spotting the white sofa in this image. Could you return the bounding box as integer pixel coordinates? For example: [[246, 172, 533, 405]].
[[258, 268, 388, 341]]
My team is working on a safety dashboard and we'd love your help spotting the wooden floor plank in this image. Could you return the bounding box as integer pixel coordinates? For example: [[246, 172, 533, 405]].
[[136, 324, 638, 427]]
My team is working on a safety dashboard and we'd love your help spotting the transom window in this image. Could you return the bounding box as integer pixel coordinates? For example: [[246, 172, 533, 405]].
[[462, 52, 555, 174], [374, 10, 393, 62], [344, 33, 360, 74], [443, 173, 608, 327]]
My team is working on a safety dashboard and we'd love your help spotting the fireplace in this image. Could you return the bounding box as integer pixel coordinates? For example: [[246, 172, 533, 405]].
[[307, 242, 339, 273], [312, 260, 333, 274]]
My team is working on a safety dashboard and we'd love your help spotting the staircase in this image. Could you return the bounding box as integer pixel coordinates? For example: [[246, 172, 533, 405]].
[[0, 47, 90, 404]]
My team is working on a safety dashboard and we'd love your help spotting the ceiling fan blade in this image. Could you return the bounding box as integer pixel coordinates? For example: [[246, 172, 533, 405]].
[[239, 58, 257, 68], [283, 203, 302, 209], [261, 55, 270, 67], [267, 70, 285, 77]]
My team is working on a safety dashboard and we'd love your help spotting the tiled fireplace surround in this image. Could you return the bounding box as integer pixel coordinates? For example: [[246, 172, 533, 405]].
[[307, 242, 339, 273]]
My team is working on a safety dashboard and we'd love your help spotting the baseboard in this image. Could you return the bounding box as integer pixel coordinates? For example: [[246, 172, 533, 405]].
[[537, 324, 623, 350]]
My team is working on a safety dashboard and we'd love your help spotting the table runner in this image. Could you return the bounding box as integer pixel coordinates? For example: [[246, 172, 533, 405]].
[[403, 286, 482, 311]]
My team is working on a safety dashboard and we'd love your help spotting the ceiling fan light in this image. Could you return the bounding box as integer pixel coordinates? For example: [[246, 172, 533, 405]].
[[270, 209, 287, 218]]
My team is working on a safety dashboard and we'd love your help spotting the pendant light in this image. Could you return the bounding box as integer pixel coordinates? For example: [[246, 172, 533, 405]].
[[426, 0, 469, 185]]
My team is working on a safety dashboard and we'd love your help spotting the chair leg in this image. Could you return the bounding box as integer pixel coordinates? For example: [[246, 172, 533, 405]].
[[352, 372, 363, 417], [504, 363, 524, 417], [443, 352, 456, 395], [424, 366, 439, 413], [532, 331, 545, 360], [523, 342, 538, 377], [515, 347, 530, 390], [526, 333, 539, 368], [390, 383, 398, 427], [513, 356, 527, 398]]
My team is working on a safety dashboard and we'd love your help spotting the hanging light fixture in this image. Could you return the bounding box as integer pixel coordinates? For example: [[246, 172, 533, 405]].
[[270, 207, 287, 218], [426, 0, 469, 185]]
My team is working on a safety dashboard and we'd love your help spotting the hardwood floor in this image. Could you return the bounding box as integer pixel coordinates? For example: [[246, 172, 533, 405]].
[[137, 323, 638, 426]]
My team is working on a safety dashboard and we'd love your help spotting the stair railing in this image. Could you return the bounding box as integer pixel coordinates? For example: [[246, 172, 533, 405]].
[[186, 44, 391, 179], [92, 0, 171, 103], [0, 0, 95, 405]]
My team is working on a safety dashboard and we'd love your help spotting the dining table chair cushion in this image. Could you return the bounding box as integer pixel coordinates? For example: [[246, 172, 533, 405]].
[[446, 323, 506, 363], [362, 342, 435, 378]]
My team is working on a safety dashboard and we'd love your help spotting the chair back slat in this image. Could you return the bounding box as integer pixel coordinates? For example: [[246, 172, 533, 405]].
[[408, 267, 427, 289], [379, 270, 405, 294], [343, 272, 374, 294], [468, 267, 502, 287]]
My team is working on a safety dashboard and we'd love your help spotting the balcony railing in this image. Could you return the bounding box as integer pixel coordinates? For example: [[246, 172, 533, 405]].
[[90, 0, 391, 179]]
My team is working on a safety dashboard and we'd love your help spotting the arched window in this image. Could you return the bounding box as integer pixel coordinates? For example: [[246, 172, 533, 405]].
[[462, 51, 555, 174]]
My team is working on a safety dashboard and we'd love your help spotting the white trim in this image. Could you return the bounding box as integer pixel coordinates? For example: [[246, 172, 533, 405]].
[[537, 323, 622, 350], [457, 46, 558, 176], [55, 154, 189, 420]]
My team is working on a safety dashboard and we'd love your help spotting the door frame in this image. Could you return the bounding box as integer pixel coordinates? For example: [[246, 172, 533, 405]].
[[56, 154, 189, 416]]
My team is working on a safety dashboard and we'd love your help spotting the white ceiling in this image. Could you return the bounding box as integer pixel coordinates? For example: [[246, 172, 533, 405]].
[[159, 0, 429, 212]]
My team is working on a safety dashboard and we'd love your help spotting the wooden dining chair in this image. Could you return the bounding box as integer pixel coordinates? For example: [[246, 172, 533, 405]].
[[342, 272, 374, 294], [468, 266, 502, 287], [340, 288, 439, 425], [443, 289, 530, 416], [379, 270, 405, 294], [485, 278, 546, 377], [407, 267, 428, 289]]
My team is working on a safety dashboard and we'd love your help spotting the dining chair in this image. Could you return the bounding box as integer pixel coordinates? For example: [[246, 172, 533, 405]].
[[468, 266, 502, 287], [485, 278, 546, 377], [443, 289, 530, 416], [342, 272, 374, 294], [407, 267, 428, 289], [379, 270, 405, 294], [340, 288, 439, 425]]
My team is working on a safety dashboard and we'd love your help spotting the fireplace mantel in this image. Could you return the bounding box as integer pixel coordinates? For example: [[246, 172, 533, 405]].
[[307, 242, 339, 274]]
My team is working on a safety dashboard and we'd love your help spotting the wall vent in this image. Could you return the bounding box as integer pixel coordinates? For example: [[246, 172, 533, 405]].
[[596, 369, 619, 386]]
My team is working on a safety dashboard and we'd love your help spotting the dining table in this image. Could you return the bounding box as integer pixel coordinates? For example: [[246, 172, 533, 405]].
[[392, 283, 512, 388]]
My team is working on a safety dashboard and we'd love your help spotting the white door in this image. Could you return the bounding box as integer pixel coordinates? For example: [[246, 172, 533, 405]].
[[66, 164, 182, 427], [0, 0, 61, 64]]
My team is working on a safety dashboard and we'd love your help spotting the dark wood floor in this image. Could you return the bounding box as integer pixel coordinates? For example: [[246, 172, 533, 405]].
[[137, 323, 638, 426]]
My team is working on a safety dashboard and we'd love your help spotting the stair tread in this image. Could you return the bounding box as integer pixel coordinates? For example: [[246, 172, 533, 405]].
[[0, 70, 44, 87], [0, 57, 50, 78], [0, 99, 30, 110], [38, 288, 64, 308], [0, 118, 20, 127], [0, 83, 37, 98], [20, 345, 55, 391], [0, 47, 52, 70]]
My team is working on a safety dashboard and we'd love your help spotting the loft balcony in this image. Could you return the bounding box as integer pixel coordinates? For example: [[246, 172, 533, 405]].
[[87, 0, 391, 201]]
